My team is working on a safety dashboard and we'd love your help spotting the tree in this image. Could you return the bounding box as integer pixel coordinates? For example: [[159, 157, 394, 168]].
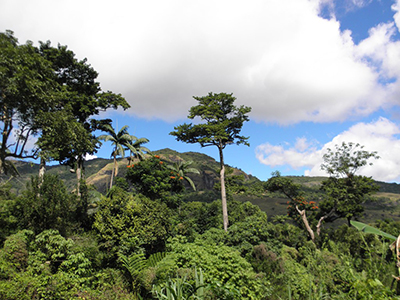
[[126, 137, 151, 165], [170, 92, 251, 231], [321, 142, 379, 178], [0, 31, 58, 175], [93, 188, 172, 260], [320, 142, 380, 225], [126, 155, 184, 208], [98, 124, 138, 189], [266, 171, 322, 242], [37, 41, 130, 195], [13, 174, 77, 235], [166, 159, 200, 191], [36, 110, 95, 181]]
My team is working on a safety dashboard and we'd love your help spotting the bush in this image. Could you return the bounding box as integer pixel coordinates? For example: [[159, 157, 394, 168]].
[[157, 237, 270, 299], [13, 175, 78, 235], [93, 188, 172, 262]]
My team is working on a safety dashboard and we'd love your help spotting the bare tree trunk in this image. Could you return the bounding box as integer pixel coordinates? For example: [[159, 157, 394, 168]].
[[39, 157, 46, 181], [76, 155, 84, 198], [219, 146, 229, 232], [110, 156, 116, 190], [295, 205, 315, 242]]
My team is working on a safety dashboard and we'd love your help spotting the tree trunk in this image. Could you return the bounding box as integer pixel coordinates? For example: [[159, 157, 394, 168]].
[[76, 155, 84, 198], [38, 157, 46, 185], [39, 157, 46, 178], [295, 205, 315, 242], [110, 155, 116, 190], [0, 108, 12, 174], [219, 146, 229, 232]]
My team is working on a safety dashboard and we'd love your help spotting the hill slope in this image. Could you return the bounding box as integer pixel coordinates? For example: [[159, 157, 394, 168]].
[[3, 148, 400, 223]]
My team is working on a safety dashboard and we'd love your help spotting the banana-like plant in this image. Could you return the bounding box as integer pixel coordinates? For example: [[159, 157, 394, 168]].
[[350, 220, 400, 281], [152, 268, 206, 300]]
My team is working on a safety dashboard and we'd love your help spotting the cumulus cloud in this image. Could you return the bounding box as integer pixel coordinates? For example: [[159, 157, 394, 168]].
[[255, 117, 400, 182], [84, 154, 98, 161], [0, 0, 398, 124]]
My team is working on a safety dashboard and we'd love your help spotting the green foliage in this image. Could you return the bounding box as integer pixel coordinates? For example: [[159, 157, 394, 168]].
[[321, 142, 379, 178], [13, 174, 77, 235], [351, 220, 397, 241], [126, 155, 184, 207], [320, 142, 380, 225], [162, 238, 270, 299], [0, 30, 58, 173], [152, 269, 208, 300], [170, 92, 251, 149], [0, 182, 17, 242], [166, 160, 200, 191], [174, 200, 222, 237], [93, 188, 172, 260], [321, 175, 379, 224], [98, 123, 149, 189], [1, 230, 34, 272], [119, 251, 166, 297], [170, 92, 252, 231]]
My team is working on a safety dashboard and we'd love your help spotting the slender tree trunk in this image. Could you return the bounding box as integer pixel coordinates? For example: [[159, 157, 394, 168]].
[[76, 155, 84, 198], [110, 155, 116, 190], [218, 145, 229, 232]]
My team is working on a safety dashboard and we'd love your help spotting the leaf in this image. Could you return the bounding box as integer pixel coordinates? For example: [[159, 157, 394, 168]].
[[350, 220, 397, 241], [146, 251, 166, 268]]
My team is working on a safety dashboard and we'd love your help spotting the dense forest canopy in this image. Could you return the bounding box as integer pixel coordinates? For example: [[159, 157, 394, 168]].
[[2, 31, 400, 299]]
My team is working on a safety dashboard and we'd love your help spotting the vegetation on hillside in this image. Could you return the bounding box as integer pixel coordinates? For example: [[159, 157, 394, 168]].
[[3, 31, 400, 299]]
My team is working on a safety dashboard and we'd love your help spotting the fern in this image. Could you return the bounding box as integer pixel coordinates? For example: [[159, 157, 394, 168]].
[[146, 252, 166, 268], [119, 251, 167, 283], [119, 252, 146, 278]]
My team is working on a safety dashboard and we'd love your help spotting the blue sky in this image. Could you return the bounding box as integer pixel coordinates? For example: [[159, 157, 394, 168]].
[[2, 0, 400, 182]]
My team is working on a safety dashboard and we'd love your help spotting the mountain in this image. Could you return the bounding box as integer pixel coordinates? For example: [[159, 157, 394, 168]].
[[3, 148, 400, 223]]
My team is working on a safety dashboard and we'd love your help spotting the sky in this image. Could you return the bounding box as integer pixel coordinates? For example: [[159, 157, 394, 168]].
[[2, 0, 400, 182]]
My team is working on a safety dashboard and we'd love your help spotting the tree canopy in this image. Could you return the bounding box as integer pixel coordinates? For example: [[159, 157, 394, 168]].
[[170, 92, 251, 231], [320, 142, 380, 225]]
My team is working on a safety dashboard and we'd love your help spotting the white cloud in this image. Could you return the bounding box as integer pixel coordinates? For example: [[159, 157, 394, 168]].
[[0, 0, 397, 124], [256, 117, 400, 182], [84, 154, 98, 161]]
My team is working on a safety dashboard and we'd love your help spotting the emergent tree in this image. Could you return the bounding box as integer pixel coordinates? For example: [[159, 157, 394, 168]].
[[170, 92, 251, 231], [320, 142, 380, 226], [37, 41, 129, 195]]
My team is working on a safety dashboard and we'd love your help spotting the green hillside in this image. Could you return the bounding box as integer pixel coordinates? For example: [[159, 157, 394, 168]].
[[3, 148, 400, 223]]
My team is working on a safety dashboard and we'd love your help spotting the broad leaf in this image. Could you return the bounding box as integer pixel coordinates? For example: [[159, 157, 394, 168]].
[[351, 220, 397, 241]]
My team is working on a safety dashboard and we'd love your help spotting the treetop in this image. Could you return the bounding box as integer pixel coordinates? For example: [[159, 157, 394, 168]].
[[170, 92, 251, 149]]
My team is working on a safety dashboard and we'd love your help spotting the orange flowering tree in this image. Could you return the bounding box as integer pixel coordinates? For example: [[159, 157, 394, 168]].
[[125, 155, 184, 208], [266, 171, 323, 242]]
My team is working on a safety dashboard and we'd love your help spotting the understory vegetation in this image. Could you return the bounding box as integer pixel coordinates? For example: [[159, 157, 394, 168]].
[[1, 155, 400, 299]]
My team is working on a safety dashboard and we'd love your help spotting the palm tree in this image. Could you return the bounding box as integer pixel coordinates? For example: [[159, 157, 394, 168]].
[[167, 159, 200, 191], [126, 137, 151, 165], [98, 124, 136, 189]]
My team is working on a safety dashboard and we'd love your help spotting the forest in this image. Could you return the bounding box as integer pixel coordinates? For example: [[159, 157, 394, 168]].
[[2, 30, 400, 299]]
